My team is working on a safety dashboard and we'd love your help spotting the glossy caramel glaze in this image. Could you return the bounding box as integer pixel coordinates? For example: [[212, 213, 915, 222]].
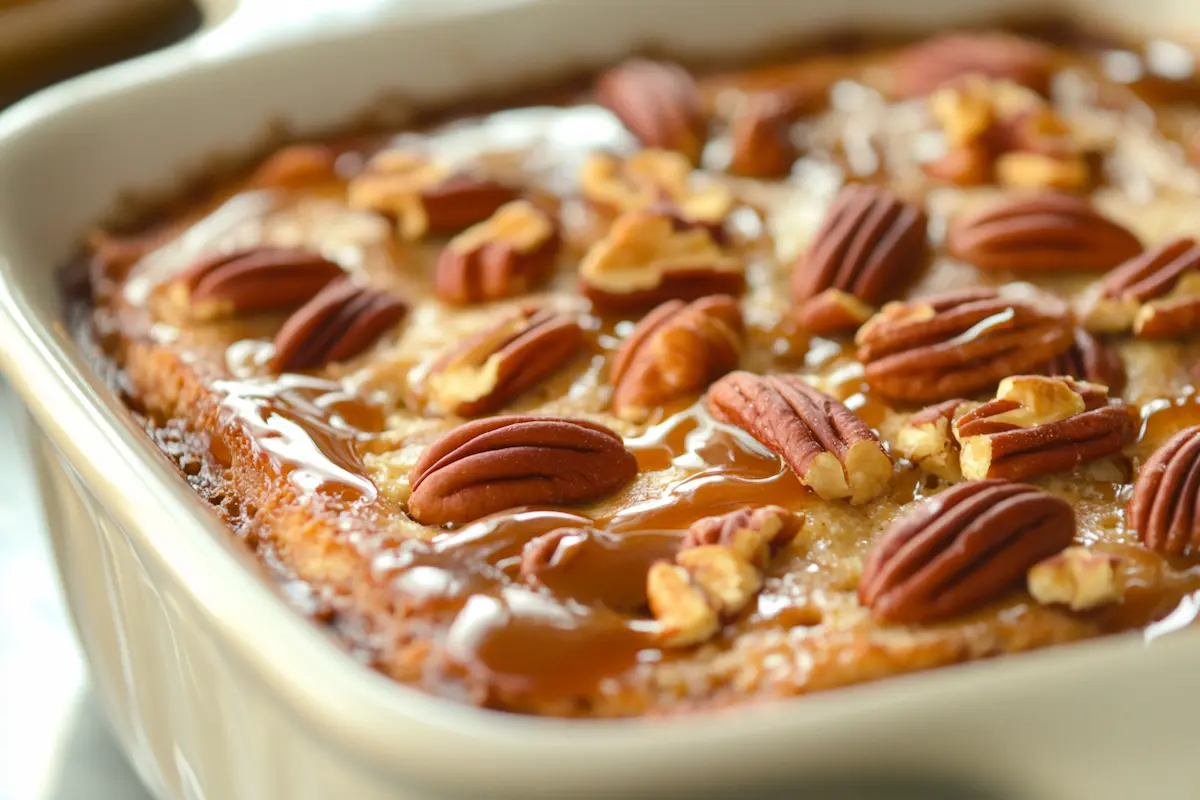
[[75, 29, 1200, 716]]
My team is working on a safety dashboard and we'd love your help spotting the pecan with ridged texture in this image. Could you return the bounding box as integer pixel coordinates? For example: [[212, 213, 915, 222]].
[[792, 184, 928, 335], [860, 480, 1075, 622], [648, 505, 801, 646], [706, 372, 892, 503], [595, 59, 708, 164], [1083, 236, 1200, 339], [1039, 328, 1126, 393], [610, 295, 742, 422], [1128, 425, 1200, 557], [347, 151, 519, 240], [895, 398, 975, 482], [580, 210, 744, 311], [947, 192, 1142, 272], [407, 416, 637, 525], [271, 277, 407, 371], [427, 307, 583, 417], [855, 286, 1073, 403], [165, 247, 344, 322], [580, 150, 733, 225], [434, 201, 560, 305], [953, 375, 1133, 482], [728, 93, 800, 179], [889, 33, 1055, 99], [249, 144, 339, 189]]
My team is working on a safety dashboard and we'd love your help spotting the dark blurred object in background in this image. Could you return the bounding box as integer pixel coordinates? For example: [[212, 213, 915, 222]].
[[0, 0, 200, 110]]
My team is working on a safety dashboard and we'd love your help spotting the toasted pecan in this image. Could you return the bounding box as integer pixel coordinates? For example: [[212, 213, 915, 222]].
[[859, 480, 1075, 623], [596, 59, 708, 164], [406, 416, 637, 525], [1084, 237, 1200, 339], [434, 201, 560, 305], [792, 184, 928, 335], [580, 150, 733, 225], [1128, 425, 1200, 557], [579, 210, 744, 311], [727, 93, 800, 179], [609, 295, 742, 422], [946, 192, 1142, 272], [271, 277, 407, 372], [856, 286, 1074, 403], [706, 372, 892, 503], [165, 247, 345, 323], [427, 307, 583, 417], [889, 32, 1055, 98]]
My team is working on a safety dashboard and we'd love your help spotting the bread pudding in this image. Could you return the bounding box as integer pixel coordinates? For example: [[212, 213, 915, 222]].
[[72, 26, 1200, 717]]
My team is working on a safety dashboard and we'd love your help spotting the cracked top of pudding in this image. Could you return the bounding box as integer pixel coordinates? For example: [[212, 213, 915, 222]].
[[76, 26, 1200, 716]]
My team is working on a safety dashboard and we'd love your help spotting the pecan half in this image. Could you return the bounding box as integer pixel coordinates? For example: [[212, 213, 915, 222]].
[[706, 372, 892, 503], [1128, 425, 1200, 557], [855, 286, 1074, 403], [648, 505, 800, 646], [434, 200, 560, 305], [889, 32, 1055, 98], [579, 211, 744, 311], [792, 184, 928, 335], [953, 375, 1133, 482], [1038, 328, 1126, 393], [1084, 237, 1200, 339], [271, 277, 407, 371], [946, 192, 1142, 272], [895, 399, 975, 482], [426, 307, 583, 417], [164, 247, 344, 322], [859, 480, 1075, 623], [728, 93, 800, 179], [1027, 547, 1124, 611], [406, 416, 637, 525], [347, 151, 519, 240], [595, 59, 707, 164], [249, 144, 340, 189], [610, 295, 742, 422]]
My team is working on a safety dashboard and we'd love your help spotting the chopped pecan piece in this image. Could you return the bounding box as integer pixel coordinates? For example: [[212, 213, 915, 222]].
[[271, 277, 407, 371], [249, 144, 339, 189], [579, 149, 733, 225], [706, 372, 892, 503], [1038, 328, 1126, 393], [406, 416, 637, 525], [1083, 237, 1200, 339], [609, 295, 742, 422], [595, 59, 708, 164], [953, 375, 1134, 482], [895, 399, 975, 482], [347, 151, 519, 240], [648, 505, 801, 646], [859, 480, 1075, 623], [727, 93, 800, 179], [434, 200, 560, 305], [164, 247, 344, 322], [792, 184, 928, 335], [947, 192, 1142, 272], [426, 307, 583, 417], [855, 286, 1074, 403], [889, 32, 1055, 98], [579, 211, 744, 311], [1128, 425, 1200, 557], [1027, 547, 1124, 611], [926, 76, 1087, 190]]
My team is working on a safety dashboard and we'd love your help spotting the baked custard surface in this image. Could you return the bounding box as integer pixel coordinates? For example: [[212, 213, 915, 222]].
[[75, 28, 1200, 716]]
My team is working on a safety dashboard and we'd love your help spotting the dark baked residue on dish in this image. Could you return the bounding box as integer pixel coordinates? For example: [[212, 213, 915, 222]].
[[70, 26, 1200, 716]]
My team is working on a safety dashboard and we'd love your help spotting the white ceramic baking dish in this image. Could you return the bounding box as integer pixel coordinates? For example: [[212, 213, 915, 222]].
[[2, 0, 1199, 798]]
